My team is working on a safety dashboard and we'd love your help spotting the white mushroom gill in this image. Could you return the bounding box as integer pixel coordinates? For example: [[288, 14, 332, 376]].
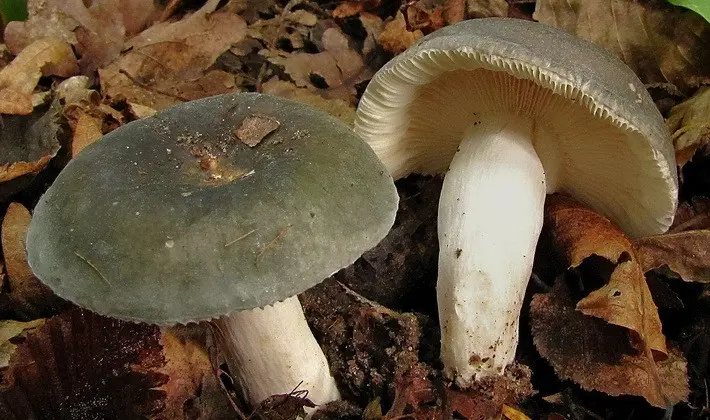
[[212, 296, 340, 407], [355, 51, 677, 386]]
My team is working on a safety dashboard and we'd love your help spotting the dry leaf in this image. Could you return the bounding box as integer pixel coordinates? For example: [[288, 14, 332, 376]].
[[3, 0, 78, 55], [666, 86, 710, 166], [236, 114, 281, 147], [544, 194, 667, 357], [0, 319, 44, 370], [530, 279, 689, 408], [0, 37, 78, 115], [262, 79, 356, 125], [70, 110, 104, 156], [670, 196, 710, 232], [633, 230, 710, 283], [0, 104, 61, 184], [533, 0, 710, 94], [0, 308, 168, 419], [1, 203, 63, 318], [378, 11, 423, 55], [467, 0, 508, 18], [332, 0, 381, 18], [156, 328, 234, 419], [99, 4, 246, 110]]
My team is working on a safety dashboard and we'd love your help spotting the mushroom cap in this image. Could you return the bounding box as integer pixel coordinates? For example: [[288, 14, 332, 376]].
[[355, 17, 677, 237], [27, 93, 398, 324]]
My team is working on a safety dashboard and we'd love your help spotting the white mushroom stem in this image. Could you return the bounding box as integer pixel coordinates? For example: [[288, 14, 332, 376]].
[[212, 296, 340, 407], [437, 114, 547, 387]]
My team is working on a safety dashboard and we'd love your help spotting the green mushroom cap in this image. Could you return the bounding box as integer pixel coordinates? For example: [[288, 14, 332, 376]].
[[27, 93, 398, 324]]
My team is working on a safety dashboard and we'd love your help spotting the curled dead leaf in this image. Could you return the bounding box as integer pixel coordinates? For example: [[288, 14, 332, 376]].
[[530, 279, 689, 408], [633, 230, 710, 283], [0, 103, 61, 183], [1, 203, 63, 318], [533, 0, 710, 94], [0, 319, 44, 370], [544, 194, 666, 357], [378, 11, 423, 55], [667, 86, 710, 166], [0, 37, 78, 115]]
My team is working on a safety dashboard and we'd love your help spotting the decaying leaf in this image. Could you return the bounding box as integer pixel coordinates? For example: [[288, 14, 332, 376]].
[[1, 203, 64, 318], [262, 79, 356, 125], [533, 0, 710, 94], [530, 279, 689, 408], [0, 37, 78, 115], [99, 1, 246, 110], [670, 196, 710, 232], [467, 0, 509, 17], [666, 86, 710, 166], [0, 308, 168, 419], [633, 230, 710, 283], [332, 0, 381, 18], [378, 11, 423, 54], [3, 0, 78, 55], [236, 114, 280, 147], [544, 194, 667, 357], [0, 319, 44, 370], [0, 104, 61, 183], [156, 328, 235, 419]]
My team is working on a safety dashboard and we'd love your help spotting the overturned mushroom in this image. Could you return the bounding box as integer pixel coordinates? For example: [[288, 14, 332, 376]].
[[27, 93, 398, 408], [354, 18, 678, 387]]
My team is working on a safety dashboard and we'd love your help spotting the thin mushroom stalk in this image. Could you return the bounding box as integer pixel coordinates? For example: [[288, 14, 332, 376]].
[[212, 296, 340, 407], [437, 115, 546, 386]]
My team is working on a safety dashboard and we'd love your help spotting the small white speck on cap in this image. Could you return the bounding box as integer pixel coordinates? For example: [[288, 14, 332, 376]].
[[165, 239, 175, 248]]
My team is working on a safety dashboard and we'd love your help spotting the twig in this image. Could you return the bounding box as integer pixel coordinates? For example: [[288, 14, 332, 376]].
[[225, 229, 256, 247], [74, 251, 112, 287]]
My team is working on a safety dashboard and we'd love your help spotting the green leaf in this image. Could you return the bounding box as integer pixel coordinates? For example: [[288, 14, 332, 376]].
[[667, 0, 710, 23], [0, 0, 28, 24]]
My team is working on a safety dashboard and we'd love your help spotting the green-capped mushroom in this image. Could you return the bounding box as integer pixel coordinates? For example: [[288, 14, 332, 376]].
[[27, 92, 399, 407]]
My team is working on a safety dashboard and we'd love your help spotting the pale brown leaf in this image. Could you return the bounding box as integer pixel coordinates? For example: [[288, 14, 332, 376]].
[[1, 203, 60, 316], [466, 0, 509, 17], [666, 86, 710, 166], [378, 11, 423, 55], [544, 194, 667, 357], [533, 0, 710, 93], [633, 230, 710, 282], [261, 79, 356, 125], [99, 7, 246, 110], [0, 37, 78, 115], [0, 319, 44, 370]]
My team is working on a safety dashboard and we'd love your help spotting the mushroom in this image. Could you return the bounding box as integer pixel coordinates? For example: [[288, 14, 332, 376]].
[[26, 93, 399, 407], [354, 18, 678, 387]]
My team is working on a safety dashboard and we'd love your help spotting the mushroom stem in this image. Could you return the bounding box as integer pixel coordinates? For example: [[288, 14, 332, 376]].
[[212, 295, 340, 407], [437, 114, 546, 387]]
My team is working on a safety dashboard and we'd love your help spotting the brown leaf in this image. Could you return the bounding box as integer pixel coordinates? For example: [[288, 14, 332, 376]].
[[236, 114, 281, 147], [466, 0, 508, 17], [0, 308, 168, 419], [156, 328, 235, 419], [633, 230, 710, 283], [99, 5, 246, 110], [0, 103, 61, 183], [533, 0, 710, 94], [666, 86, 710, 166], [544, 194, 667, 357], [530, 279, 689, 408], [1, 203, 63, 318], [3, 0, 78, 55], [670, 196, 710, 232], [70, 110, 104, 156], [0, 37, 78, 115], [332, 0, 381, 18], [444, 0, 466, 24], [378, 11, 423, 55], [0, 319, 44, 370], [261, 79, 356, 125]]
